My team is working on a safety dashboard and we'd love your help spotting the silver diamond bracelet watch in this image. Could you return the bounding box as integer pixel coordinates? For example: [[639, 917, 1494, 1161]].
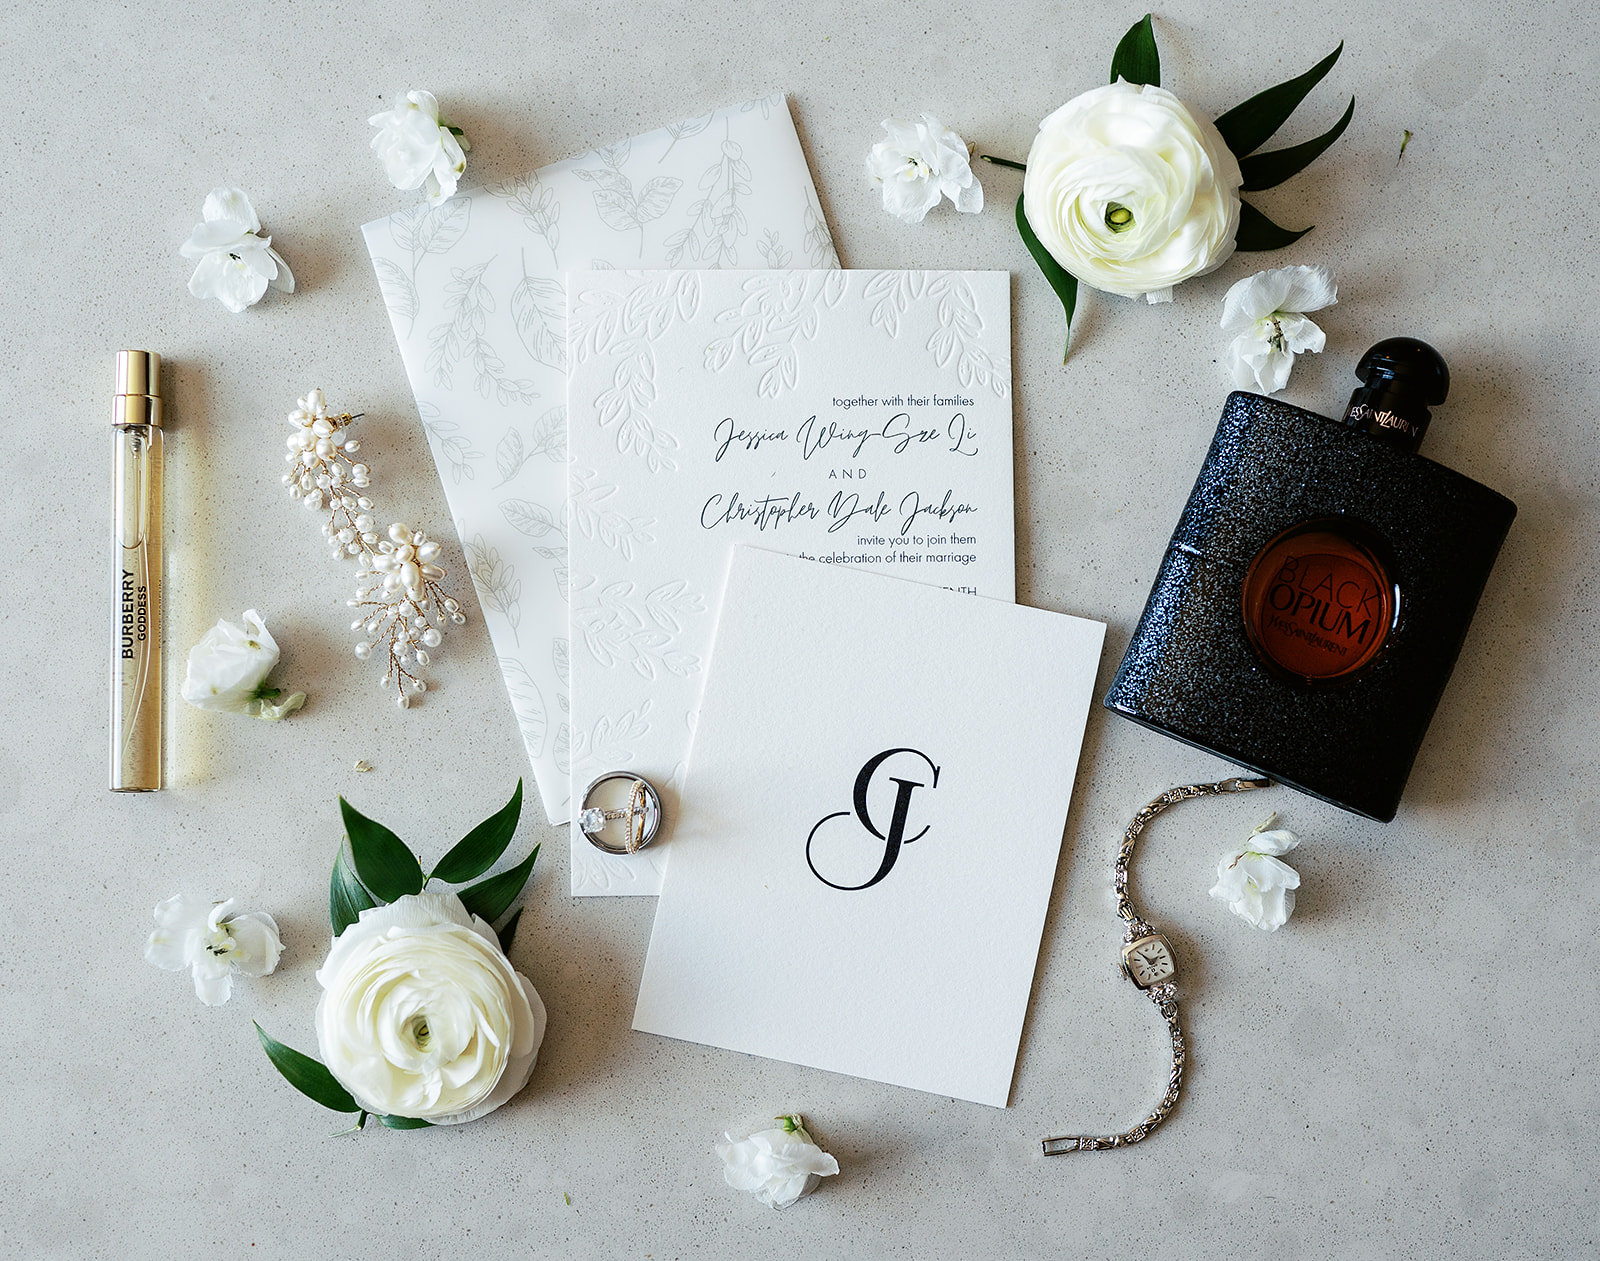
[[1042, 776, 1272, 1156]]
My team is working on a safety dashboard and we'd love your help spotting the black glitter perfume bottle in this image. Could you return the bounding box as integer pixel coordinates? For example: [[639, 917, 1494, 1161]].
[[1104, 339, 1516, 822]]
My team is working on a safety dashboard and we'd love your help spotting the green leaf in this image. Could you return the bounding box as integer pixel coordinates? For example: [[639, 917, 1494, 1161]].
[[1239, 96, 1355, 191], [254, 1023, 361, 1114], [1234, 200, 1313, 251], [429, 779, 524, 885], [330, 845, 378, 937], [1015, 191, 1079, 363], [379, 1114, 433, 1129], [340, 796, 425, 903], [1215, 42, 1344, 159], [459, 844, 540, 925], [495, 905, 525, 955], [1109, 13, 1160, 87]]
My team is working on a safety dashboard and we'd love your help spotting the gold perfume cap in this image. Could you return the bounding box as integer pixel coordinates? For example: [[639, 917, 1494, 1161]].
[[113, 350, 162, 427]]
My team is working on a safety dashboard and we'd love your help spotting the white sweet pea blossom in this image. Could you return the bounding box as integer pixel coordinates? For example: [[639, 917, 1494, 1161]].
[[1209, 816, 1302, 931], [179, 188, 294, 313], [1220, 264, 1338, 394], [145, 895, 283, 1006], [369, 90, 471, 204], [866, 114, 983, 225], [716, 1114, 840, 1209], [179, 610, 305, 720]]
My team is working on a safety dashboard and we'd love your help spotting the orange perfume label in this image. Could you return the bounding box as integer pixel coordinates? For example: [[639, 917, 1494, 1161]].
[[1242, 525, 1396, 681]]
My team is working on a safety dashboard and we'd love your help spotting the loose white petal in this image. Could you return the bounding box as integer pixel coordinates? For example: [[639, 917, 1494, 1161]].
[[1279, 264, 1338, 314], [143, 929, 192, 972], [224, 911, 284, 977], [191, 956, 236, 1006], [202, 187, 261, 232]]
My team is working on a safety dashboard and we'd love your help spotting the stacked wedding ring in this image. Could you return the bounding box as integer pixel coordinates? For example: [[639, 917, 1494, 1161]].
[[578, 772, 663, 855]]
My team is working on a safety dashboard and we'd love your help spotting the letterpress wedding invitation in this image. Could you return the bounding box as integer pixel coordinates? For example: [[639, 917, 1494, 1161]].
[[632, 547, 1104, 1106], [566, 270, 1014, 895], [362, 95, 839, 826]]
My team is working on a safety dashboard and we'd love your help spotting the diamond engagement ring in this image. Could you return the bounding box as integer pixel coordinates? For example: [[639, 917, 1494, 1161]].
[[578, 772, 663, 855]]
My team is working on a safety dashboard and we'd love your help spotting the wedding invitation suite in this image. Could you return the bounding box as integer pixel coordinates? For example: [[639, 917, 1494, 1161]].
[[632, 547, 1104, 1105], [362, 95, 840, 825], [566, 269, 1015, 895]]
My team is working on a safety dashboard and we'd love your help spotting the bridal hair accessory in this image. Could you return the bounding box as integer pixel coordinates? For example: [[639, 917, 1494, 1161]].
[[579, 772, 663, 855], [280, 388, 467, 708], [1043, 775, 1271, 1155]]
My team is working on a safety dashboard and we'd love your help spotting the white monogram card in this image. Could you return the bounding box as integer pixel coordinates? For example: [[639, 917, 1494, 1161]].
[[632, 547, 1104, 1106], [566, 269, 1015, 895], [362, 95, 839, 828]]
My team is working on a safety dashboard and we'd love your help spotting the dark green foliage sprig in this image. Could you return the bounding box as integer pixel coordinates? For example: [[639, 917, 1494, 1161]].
[[999, 13, 1354, 358], [259, 779, 538, 1133]]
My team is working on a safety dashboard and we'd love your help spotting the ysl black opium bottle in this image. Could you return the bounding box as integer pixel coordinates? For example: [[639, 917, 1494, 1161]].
[[1104, 339, 1516, 822]]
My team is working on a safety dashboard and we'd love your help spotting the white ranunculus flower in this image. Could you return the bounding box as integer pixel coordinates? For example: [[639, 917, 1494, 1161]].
[[179, 610, 305, 720], [866, 114, 984, 225], [1220, 264, 1338, 394], [1209, 818, 1302, 931], [1023, 80, 1242, 303], [369, 90, 471, 204], [315, 893, 545, 1124], [179, 188, 295, 313], [145, 895, 283, 1006], [716, 1114, 840, 1209]]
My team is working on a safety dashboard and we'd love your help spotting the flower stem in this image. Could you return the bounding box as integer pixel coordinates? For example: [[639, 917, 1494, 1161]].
[[978, 154, 1027, 172]]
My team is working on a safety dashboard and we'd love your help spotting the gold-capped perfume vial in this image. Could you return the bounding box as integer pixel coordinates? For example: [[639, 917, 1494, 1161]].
[[110, 350, 163, 791]]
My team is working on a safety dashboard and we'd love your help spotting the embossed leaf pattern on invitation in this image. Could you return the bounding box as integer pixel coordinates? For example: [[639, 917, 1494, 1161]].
[[362, 96, 840, 828], [567, 269, 1014, 896]]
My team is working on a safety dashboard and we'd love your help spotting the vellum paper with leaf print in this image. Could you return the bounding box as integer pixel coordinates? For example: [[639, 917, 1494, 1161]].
[[567, 270, 1014, 895], [363, 95, 839, 827]]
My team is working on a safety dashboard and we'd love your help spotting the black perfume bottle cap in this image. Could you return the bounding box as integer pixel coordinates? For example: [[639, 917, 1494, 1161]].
[[1341, 337, 1449, 454]]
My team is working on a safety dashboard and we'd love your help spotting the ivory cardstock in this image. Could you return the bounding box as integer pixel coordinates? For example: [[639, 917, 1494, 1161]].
[[566, 269, 1015, 895], [362, 94, 838, 826], [632, 547, 1104, 1106]]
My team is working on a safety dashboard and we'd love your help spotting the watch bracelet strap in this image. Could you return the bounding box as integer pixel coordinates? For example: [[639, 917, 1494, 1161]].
[[1041, 775, 1269, 1157], [1041, 982, 1184, 1154]]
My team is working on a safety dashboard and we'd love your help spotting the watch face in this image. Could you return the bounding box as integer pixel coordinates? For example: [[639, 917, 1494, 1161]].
[[1123, 935, 1176, 988]]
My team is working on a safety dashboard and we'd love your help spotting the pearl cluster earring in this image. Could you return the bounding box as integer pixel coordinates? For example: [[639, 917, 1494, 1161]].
[[281, 389, 467, 708]]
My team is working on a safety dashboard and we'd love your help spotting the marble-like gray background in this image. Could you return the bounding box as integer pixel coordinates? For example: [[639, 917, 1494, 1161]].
[[4, 1, 1595, 1257]]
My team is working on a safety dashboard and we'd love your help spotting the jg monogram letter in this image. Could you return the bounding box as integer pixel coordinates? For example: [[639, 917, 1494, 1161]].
[[806, 747, 940, 891]]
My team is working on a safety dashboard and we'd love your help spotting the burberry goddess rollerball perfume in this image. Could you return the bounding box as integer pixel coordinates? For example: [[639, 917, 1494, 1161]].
[[110, 350, 163, 791], [1104, 339, 1516, 822]]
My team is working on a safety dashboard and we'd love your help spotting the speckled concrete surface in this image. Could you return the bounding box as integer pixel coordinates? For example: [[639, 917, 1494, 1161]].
[[4, 2, 1596, 1257]]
